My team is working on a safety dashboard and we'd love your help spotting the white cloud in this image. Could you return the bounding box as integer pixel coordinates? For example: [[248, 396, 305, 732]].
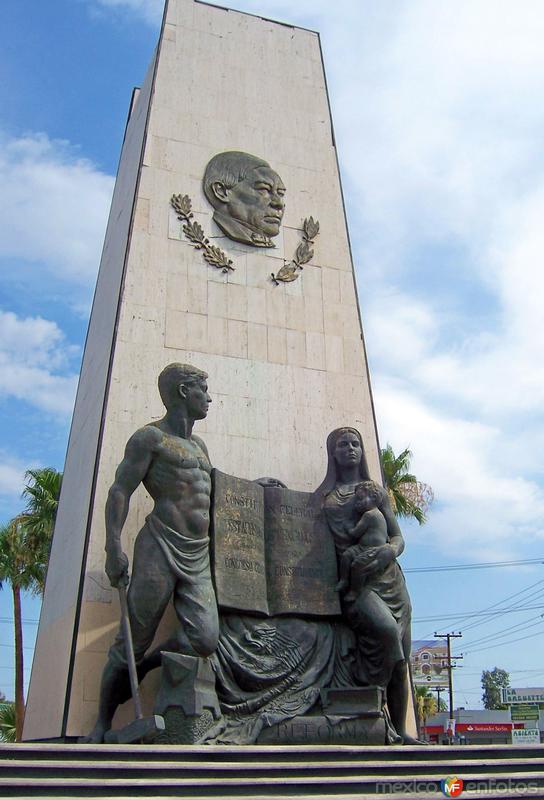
[[374, 381, 544, 561], [365, 281, 544, 419], [0, 455, 28, 499], [0, 132, 114, 287], [0, 311, 78, 417], [86, 0, 163, 25]]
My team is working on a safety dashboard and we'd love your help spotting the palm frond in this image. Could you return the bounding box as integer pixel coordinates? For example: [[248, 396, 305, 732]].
[[0, 518, 48, 594], [0, 703, 16, 743], [381, 444, 434, 525], [17, 468, 62, 577]]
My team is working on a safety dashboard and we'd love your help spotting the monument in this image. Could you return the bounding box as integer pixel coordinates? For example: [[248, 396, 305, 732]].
[[23, 0, 416, 743]]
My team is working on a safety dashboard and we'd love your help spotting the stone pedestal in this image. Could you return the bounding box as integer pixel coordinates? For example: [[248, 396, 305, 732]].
[[258, 688, 387, 745], [154, 653, 220, 744], [258, 715, 387, 745]]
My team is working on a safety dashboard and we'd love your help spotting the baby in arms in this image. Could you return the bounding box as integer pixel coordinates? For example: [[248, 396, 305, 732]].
[[336, 481, 389, 601]]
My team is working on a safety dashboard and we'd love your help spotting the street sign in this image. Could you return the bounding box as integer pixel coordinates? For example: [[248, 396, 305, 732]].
[[512, 728, 540, 745], [510, 704, 540, 722], [501, 687, 544, 704]]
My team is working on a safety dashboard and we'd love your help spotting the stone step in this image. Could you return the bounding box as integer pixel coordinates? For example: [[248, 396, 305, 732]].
[[0, 793, 541, 800], [2, 755, 544, 778], [0, 796, 538, 800], [8, 742, 544, 761], [3, 743, 543, 798], [1, 770, 543, 798]]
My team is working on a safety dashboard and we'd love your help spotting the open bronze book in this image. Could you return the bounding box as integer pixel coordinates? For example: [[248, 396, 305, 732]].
[[212, 470, 341, 617]]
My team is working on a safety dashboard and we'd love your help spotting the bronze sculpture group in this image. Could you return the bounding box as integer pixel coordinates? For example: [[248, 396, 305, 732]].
[[84, 362, 416, 745]]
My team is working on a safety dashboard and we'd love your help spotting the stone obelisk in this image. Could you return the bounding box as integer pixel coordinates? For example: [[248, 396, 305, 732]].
[[24, 0, 389, 740]]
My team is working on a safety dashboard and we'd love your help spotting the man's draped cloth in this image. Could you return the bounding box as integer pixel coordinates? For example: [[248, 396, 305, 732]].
[[147, 514, 211, 580], [203, 614, 359, 744], [113, 514, 217, 667]]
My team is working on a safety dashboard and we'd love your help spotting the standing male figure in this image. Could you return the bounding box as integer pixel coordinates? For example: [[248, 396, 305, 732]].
[[84, 363, 218, 743]]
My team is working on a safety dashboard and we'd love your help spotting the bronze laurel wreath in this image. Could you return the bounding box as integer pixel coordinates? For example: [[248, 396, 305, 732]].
[[170, 194, 234, 273], [271, 217, 320, 285]]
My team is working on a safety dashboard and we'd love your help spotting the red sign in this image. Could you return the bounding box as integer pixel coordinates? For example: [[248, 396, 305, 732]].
[[458, 722, 523, 732], [424, 722, 525, 734]]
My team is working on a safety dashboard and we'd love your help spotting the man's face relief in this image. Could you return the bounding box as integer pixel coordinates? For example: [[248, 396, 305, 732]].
[[223, 166, 286, 237]]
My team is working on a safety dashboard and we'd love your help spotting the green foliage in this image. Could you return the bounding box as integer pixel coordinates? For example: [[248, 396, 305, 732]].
[[0, 467, 62, 594], [380, 444, 434, 525], [0, 467, 62, 740], [0, 703, 16, 743], [482, 667, 510, 709], [0, 520, 46, 595], [415, 685, 438, 723], [20, 467, 62, 576]]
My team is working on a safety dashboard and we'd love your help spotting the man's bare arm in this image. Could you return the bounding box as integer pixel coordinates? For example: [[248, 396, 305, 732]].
[[104, 426, 158, 587]]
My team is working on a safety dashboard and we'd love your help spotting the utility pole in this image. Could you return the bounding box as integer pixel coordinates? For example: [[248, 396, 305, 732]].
[[434, 631, 463, 742]]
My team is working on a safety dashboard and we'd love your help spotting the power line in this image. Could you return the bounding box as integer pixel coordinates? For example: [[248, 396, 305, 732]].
[[506, 668, 544, 673], [413, 603, 544, 624], [461, 613, 544, 649], [460, 580, 544, 634], [462, 629, 544, 657], [415, 578, 544, 640], [465, 618, 544, 652], [464, 581, 544, 632], [405, 557, 544, 574], [461, 669, 544, 676]]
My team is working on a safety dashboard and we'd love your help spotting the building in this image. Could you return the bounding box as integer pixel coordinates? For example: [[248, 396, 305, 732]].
[[424, 709, 543, 745]]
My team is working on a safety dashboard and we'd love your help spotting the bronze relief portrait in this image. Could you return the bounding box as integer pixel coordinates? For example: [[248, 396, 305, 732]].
[[203, 151, 286, 247]]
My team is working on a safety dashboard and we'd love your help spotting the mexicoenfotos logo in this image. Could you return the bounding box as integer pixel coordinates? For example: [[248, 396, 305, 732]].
[[441, 776, 464, 797]]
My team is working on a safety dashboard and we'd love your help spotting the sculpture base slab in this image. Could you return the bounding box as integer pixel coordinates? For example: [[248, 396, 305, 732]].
[[320, 686, 384, 715], [153, 652, 220, 744], [155, 707, 216, 745], [257, 714, 387, 745]]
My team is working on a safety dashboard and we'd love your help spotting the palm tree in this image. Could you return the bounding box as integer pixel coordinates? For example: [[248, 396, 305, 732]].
[[0, 467, 62, 741], [0, 520, 46, 740], [414, 685, 438, 740], [380, 444, 434, 524]]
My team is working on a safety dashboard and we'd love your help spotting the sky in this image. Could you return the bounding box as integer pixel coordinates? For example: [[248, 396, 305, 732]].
[[1, 0, 544, 712]]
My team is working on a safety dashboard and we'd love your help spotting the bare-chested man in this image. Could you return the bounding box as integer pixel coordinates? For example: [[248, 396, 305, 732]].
[[84, 363, 218, 743]]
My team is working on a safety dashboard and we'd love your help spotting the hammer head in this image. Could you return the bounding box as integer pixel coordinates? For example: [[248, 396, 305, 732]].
[[104, 714, 165, 744]]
